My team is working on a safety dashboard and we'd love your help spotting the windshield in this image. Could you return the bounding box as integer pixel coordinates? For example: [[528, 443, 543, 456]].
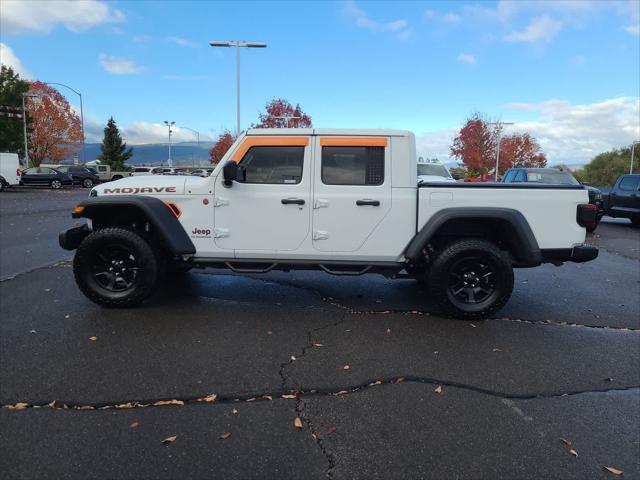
[[526, 171, 580, 185], [417, 164, 451, 178]]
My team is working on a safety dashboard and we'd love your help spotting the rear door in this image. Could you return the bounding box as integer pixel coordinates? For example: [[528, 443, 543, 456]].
[[312, 137, 391, 252], [612, 176, 640, 213]]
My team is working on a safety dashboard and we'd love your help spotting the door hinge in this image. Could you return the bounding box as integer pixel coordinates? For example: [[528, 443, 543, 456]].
[[313, 199, 329, 209], [213, 228, 229, 238], [313, 230, 329, 240], [213, 197, 229, 207]]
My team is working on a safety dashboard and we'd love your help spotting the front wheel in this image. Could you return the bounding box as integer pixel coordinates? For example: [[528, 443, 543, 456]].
[[73, 227, 160, 307], [82, 178, 94, 188], [426, 239, 514, 320], [50, 179, 63, 189]]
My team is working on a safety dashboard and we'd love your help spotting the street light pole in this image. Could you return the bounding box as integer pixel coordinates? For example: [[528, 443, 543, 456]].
[[180, 126, 200, 166], [631, 140, 639, 174], [44, 82, 85, 164], [488, 121, 515, 181], [21, 93, 39, 169], [164, 120, 175, 167], [209, 40, 267, 136]]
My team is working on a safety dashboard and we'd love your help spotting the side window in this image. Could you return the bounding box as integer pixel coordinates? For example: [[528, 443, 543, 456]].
[[503, 170, 515, 183], [98, 166, 107, 172], [514, 170, 526, 182], [237, 146, 304, 184], [321, 146, 384, 185], [24, 168, 38, 174], [38, 167, 54, 174], [619, 176, 640, 191]]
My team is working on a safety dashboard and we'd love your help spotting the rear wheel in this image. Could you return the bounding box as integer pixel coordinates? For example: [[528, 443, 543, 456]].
[[50, 179, 63, 189], [73, 227, 160, 307], [82, 178, 94, 188], [427, 239, 514, 320]]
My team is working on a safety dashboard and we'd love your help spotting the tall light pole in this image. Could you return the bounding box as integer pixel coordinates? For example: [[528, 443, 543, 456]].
[[631, 140, 639, 174], [21, 93, 39, 169], [164, 120, 175, 167], [180, 126, 200, 165], [209, 40, 267, 136], [44, 82, 85, 163], [488, 121, 515, 181]]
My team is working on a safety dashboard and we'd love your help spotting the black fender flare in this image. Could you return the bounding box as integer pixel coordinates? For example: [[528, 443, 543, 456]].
[[404, 207, 541, 266], [62, 195, 195, 254]]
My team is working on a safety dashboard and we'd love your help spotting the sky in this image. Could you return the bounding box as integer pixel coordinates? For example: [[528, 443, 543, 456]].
[[1, 0, 639, 165]]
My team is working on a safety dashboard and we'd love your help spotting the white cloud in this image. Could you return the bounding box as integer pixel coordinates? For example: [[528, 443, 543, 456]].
[[504, 15, 562, 43], [1, 0, 124, 35], [0, 43, 32, 78], [415, 97, 640, 165], [343, 0, 410, 39], [98, 54, 144, 75], [624, 24, 640, 36], [457, 53, 477, 65], [168, 36, 198, 48], [120, 122, 212, 145], [443, 12, 461, 24]]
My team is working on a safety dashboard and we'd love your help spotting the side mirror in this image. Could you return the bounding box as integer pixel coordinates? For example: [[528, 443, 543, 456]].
[[582, 181, 591, 186], [222, 160, 238, 187]]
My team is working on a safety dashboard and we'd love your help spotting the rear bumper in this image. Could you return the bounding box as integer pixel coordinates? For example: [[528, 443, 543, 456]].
[[541, 244, 599, 264], [59, 225, 91, 251]]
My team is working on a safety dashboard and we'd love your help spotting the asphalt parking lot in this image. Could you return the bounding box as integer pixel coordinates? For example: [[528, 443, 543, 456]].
[[1, 187, 639, 479]]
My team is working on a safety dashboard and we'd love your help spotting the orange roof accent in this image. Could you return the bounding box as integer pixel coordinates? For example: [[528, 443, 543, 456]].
[[320, 137, 388, 147], [231, 137, 309, 162]]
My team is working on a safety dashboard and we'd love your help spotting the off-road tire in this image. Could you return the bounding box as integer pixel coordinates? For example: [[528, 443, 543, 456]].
[[82, 178, 94, 188], [427, 238, 514, 320], [50, 179, 63, 189], [73, 227, 160, 307]]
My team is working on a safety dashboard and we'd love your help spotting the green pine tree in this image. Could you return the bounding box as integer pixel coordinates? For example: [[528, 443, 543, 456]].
[[97, 117, 133, 170]]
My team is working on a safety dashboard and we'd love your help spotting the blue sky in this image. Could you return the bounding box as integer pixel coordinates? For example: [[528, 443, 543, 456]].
[[1, 0, 639, 164]]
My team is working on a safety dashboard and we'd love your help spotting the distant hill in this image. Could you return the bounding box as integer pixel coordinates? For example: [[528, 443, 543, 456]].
[[79, 142, 215, 167]]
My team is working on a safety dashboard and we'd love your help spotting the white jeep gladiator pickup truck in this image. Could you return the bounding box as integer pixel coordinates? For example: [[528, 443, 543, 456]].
[[60, 129, 598, 319]]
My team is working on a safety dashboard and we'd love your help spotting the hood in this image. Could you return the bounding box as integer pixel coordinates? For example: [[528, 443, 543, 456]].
[[418, 175, 457, 183], [93, 175, 187, 196]]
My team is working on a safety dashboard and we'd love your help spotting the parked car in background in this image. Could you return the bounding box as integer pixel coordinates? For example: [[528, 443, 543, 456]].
[[132, 166, 164, 176], [0, 152, 21, 192], [19, 167, 73, 189], [601, 174, 640, 226], [41, 164, 100, 188], [502, 167, 604, 232], [417, 162, 456, 183], [89, 164, 132, 182], [190, 168, 215, 177]]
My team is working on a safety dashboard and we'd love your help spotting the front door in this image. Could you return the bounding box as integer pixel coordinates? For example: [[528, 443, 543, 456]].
[[213, 137, 311, 257], [312, 137, 392, 253]]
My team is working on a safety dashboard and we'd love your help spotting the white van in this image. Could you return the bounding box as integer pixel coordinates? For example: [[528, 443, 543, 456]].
[[0, 152, 21, 191]]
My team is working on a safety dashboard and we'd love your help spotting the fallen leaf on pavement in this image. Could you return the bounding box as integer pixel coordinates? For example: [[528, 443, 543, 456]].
[[561, 438, 572, 446], [75, 405, 94, 410], [385, 328, 391, 335], [294, 417, 303, 429], [282, 394, 297, 399], [434, 385, 443, 394], [395, 377, 405, 383], [232, 408, 238, 414], [219, 431, 231, 440], [604, 466, 623, 475], [312, 343, 323, 347], [245, 397, 256, 402], [343, 365, 350, 370], [200, 394, 217, 403], [115, 402, 136, 409], [30, 330, 36, 334], [4, 402, 29, 410], [153, 399, 184, 407], [371, 380, 382, 386], [262, 395, 273, 401], [492, 348, 501, 352], [267, 330, 273, 335], [337, 390, 349, 395], [290, 356, 296, 361], [89, 336, 97, 341], [470, 323, 476, 328], [569, 449, 578, 457], [326, 426, 337, 435], [162, 436, 177, 445], [130, 421, 139, 428]]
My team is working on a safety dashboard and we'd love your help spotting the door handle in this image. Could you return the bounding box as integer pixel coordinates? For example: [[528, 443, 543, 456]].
[[356, 199, 380, 206], [281, 198, 305, 205]]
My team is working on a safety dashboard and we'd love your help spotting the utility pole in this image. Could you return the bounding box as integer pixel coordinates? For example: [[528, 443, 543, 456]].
[[21, 93, 39, 169], [488, 121, 515, 181], [164, 120, 175, 167]]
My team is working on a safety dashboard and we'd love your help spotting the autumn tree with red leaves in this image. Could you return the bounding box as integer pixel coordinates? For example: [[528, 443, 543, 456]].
[[27, 82, 82, 166], [450, 113, 546, 178], [209, 130, 236, 164], [498, 133, 547, 171], [254, 98, 312, 128]]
